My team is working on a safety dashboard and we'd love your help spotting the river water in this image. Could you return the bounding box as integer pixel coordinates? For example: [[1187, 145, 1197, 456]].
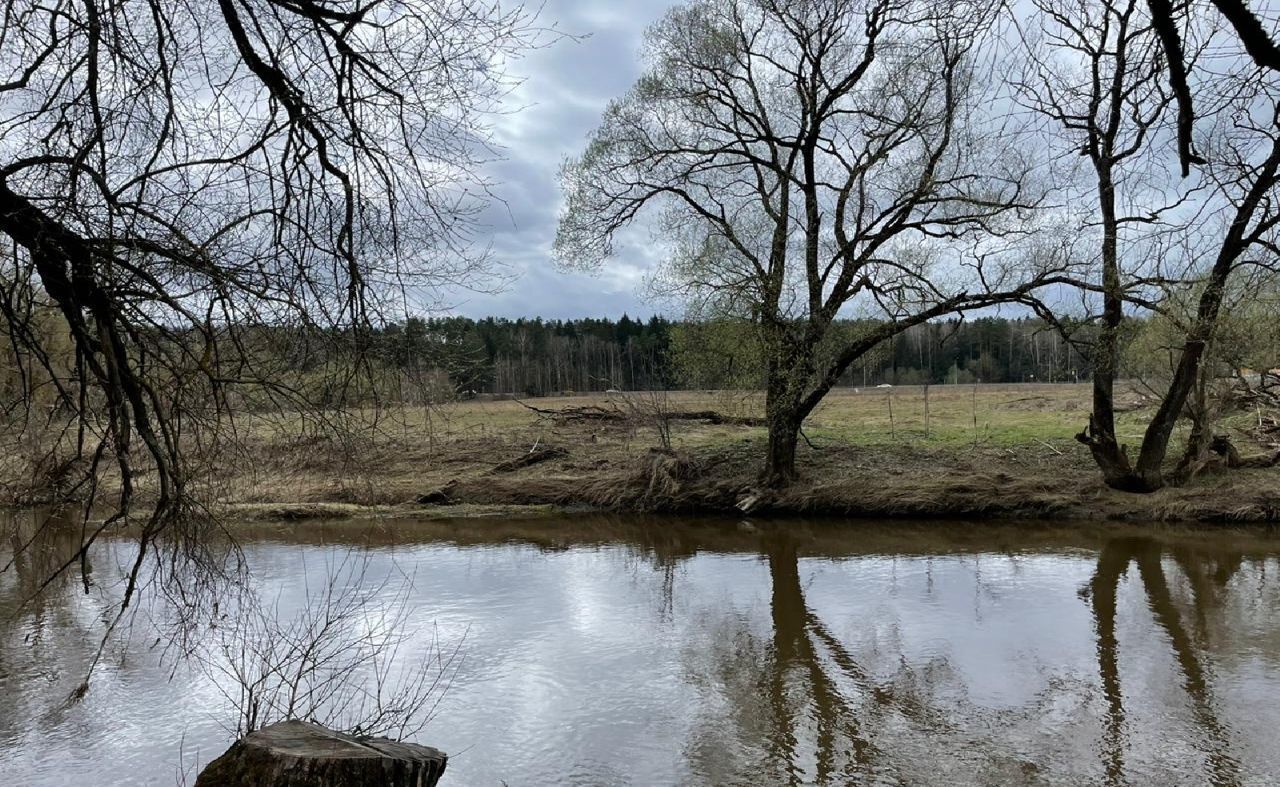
[[1, 513, 1279, 786]]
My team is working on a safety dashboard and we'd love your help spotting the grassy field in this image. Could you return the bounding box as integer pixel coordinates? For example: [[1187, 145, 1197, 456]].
[[170, 382, 1275, 524], [264, 383, 1142, 446], [4, 383, 1277, 523]]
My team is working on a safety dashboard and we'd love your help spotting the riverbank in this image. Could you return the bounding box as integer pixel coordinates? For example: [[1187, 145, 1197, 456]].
[[6, 385, 1279, 524], [221, 438, 1280, 525], [218, 384, 1280, 524]]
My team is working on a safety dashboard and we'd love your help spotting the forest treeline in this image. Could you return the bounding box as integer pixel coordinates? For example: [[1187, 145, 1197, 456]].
[[0, 308, 1098, 409], [370, 314, 1094, 397]]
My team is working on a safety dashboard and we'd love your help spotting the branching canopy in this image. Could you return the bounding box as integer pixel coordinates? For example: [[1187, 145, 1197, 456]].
[[0, 0, 542, 669]]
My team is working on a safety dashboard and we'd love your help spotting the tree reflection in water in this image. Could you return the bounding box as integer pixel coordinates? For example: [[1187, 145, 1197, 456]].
[[3, 515, 1279, 786], [1, 507, 93, 647], [764, 532, 875, 783], [1088, 537, 1242, 787], [685, 529, 1257, 786], [683, 531, 960, 786], [0, 508, 112, 746]]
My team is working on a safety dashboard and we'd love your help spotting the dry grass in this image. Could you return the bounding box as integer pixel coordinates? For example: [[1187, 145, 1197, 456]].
[[4, 383, 1278, 523]]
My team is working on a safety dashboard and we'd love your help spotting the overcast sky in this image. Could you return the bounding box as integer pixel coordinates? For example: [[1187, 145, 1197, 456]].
[[436, 0, 676, 321]]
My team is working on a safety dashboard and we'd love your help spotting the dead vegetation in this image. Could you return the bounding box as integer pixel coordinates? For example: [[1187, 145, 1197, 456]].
[[3, 384, 1278, 524], [516, 398, 766, 427], [489, 445, 569, 473]]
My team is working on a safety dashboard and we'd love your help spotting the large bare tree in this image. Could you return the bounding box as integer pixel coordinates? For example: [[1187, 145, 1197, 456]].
[[1015, 0, 1198, 491], [557, 0, 1057, 486], [0, 0, 540, 647], [1019, 0, 1280, 491], [1134, 0, 1280, 488]]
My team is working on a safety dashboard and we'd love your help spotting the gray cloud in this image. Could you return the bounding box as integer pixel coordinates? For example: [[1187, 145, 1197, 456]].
[[437, 0, 676, 321]]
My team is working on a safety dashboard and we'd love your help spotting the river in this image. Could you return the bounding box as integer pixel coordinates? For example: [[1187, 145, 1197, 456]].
[[1, 513, 1278, 785]]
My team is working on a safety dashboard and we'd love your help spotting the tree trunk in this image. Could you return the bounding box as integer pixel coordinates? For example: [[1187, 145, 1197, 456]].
[[1169, 366, 1214, 485], [1111, 138, 1280, 491], [1078, 417, 1151, 492], [1078, 154, 1151, 493], [763, 412, 801, 487], [760, 325, 811, 488], [1132, 217, 1246, 488]]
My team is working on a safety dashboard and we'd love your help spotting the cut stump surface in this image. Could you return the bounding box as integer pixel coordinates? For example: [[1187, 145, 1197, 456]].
[[195, 720, 447, 787]]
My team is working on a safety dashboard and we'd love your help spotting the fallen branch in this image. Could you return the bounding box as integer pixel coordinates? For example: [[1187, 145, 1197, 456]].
[[1037, 440, 1065, 456], [489, 445, 569, 474], [515, 400, 625, 422], [514, 399, 765, 427], [1114, 398, 1152, 413], [668, 410, 766, 427], [415, 480, 458, 505]]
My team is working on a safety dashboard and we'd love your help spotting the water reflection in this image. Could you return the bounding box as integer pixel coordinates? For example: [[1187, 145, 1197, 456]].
[[757, 533, 882, 783], [3, 507, 85, 604], [1, 515, 1279, 785], [1089, 538, 1241, 787]]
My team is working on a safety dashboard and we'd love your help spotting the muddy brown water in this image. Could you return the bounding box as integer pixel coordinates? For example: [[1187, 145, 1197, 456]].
[[2, 513, 1280, 786]]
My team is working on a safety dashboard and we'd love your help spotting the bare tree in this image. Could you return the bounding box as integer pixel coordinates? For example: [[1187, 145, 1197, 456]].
[[1128, 0, 1280, 489], [1014, 0, 1202, 490], [1019, 0, 1280, 491], [199, 550, 464, 740], [0, 0, 542, 674], [557, 0, 1058, 486], [1149, 0, 1280, 175], [1134, 91, 1280, 489]]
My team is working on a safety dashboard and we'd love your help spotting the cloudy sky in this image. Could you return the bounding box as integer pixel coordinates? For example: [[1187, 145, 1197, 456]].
[[438, 0, 677, 321]]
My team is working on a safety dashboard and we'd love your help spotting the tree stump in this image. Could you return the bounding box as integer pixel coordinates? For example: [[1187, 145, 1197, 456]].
[[195, 720, 447, 787]]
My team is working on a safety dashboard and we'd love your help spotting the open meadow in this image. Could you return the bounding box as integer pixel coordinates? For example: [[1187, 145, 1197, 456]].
[[119, 382, 1276, 524]]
